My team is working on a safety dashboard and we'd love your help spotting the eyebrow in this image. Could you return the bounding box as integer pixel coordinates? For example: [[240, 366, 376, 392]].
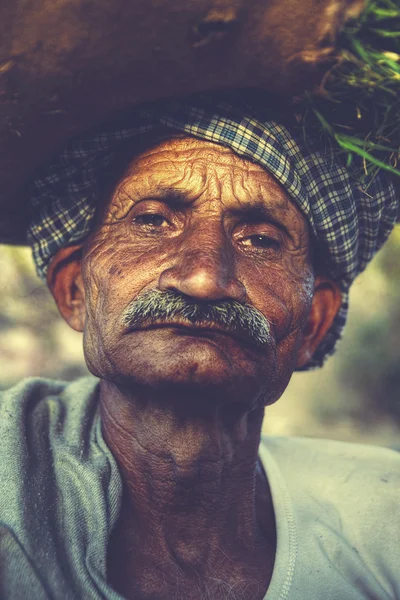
[[133, 187, 195, 208], [230, 200, 286, 219], [138, 187, 289, 213]]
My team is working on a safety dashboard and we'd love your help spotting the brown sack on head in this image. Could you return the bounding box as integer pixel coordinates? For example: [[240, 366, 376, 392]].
[[0, 0, 365, 243]]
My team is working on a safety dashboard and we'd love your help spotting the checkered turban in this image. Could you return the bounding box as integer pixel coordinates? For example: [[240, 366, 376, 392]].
[[27, 90, 398, 369]]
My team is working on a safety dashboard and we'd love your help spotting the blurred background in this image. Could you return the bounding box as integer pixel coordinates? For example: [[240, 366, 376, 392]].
[[1, 232, 399, 448]]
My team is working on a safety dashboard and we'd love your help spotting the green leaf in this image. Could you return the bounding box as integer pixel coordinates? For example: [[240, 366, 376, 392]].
[[338, 134, 399, 152], [335, 135, 400, 177], [371, 28, 400, 37]]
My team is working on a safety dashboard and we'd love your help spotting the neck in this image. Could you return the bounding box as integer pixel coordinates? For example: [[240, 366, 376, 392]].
[[101, 380, 276, 600]]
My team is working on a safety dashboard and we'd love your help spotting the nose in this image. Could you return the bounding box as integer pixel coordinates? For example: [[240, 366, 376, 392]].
[[158, 232, 246, 303]]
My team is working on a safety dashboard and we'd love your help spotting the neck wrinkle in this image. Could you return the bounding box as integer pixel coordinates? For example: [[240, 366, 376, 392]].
[[101, 378, 276, 599]]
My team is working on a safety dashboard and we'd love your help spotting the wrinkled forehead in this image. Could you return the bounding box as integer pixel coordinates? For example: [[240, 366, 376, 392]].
[[122, 136, 288, 193], [106, 136, 309, 237]]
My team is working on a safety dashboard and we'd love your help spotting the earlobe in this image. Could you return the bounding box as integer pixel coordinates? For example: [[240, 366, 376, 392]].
[[296, 276, 342, 369], [47, 245, 86, 332]]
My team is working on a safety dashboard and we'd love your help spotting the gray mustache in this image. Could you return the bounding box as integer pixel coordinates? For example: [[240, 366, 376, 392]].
[[121, 289, 273, 348]]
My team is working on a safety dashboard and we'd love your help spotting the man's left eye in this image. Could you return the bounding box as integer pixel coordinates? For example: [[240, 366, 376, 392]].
[[241, 235, 280, 250], [133, 214, 168, 227]]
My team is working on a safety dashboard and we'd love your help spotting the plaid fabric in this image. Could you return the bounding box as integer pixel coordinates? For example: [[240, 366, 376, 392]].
[[27, 91, 398, 369]]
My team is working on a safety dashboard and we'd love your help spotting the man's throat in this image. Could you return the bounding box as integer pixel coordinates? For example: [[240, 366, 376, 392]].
[[100, 380, 276, 600]]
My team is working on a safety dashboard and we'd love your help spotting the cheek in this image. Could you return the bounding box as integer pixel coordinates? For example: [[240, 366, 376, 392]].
[[245, 260, 314, 341], [241, 259, 314, 402], [244, 268, 314, 405], [81, 232, 172, 338]]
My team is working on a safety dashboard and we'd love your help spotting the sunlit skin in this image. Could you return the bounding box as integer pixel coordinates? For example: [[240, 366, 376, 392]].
[[49, 137, 341, 600]]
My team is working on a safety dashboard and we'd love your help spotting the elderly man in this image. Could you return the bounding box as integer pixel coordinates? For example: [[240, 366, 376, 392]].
[[0, 91, 399, 600]]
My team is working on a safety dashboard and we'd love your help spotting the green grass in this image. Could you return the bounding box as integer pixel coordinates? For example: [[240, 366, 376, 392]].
[[297, 0, 400, 185]]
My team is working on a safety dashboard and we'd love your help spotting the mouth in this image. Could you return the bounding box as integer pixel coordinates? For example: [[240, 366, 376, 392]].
[[125, 321, 260, 348]]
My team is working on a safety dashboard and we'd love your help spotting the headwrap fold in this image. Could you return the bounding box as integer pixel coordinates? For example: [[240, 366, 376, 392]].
[[27, 90, 398, 369]]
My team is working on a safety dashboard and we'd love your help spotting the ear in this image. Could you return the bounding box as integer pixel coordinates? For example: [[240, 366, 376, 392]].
[[46, 244, 86, 333], [296, 275, 342, 369]]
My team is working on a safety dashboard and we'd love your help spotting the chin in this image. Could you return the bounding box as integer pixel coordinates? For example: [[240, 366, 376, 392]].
[[89, 330, 274, 403], [115, 345, 241, 389]]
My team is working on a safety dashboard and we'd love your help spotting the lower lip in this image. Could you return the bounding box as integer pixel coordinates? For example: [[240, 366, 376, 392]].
[[127, 324, 254, 347], [133, 324, 231, 337]]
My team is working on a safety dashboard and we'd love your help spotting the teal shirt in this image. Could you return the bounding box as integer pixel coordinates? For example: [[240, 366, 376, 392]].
[[0, 377, 399, 599], [0, 377, 122, 599]]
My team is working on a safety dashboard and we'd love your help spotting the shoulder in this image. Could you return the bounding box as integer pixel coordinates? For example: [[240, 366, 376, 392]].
[[0, 376, 67, 404], [0, 375, 99, 407], [261, 434, 400, 476], [0, 376, 100, 448], [0, 376, 101, 512], [261, 436, 400, 589], [260, 435, 400, 507], [0, 376, 113, 597]]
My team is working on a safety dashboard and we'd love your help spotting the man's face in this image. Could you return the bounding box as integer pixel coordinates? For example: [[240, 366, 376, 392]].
[[78, 137, 315, 406]]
